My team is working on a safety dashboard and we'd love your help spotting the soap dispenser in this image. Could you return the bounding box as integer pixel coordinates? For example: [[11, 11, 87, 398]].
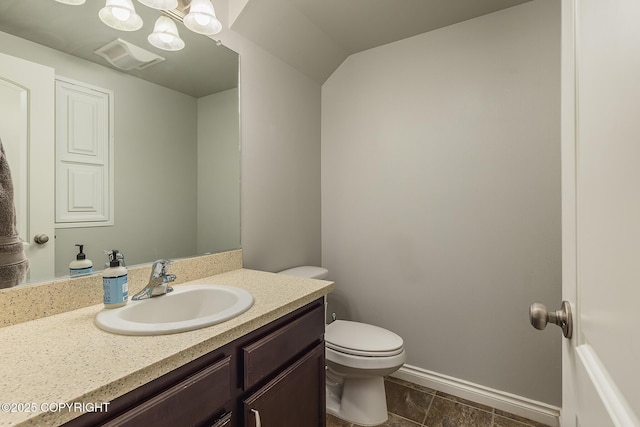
[[69, 244, 93, 277], [102, 250, 128, 308]]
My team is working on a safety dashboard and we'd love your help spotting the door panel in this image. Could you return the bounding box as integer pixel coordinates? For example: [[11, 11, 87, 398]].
[[562, 0, 640, 425], [0, 52, 55, 282]]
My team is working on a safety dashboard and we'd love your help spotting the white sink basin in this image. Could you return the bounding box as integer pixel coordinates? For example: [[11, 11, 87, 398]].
[[95, 285, 254, 335]]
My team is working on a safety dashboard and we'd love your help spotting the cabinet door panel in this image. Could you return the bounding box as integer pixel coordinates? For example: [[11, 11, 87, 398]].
[[243, 343, 325, 427], [243, 304, 324, 389], [103, 356, 231, 427]]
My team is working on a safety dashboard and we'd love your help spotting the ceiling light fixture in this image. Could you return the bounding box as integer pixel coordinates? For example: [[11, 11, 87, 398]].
[[94, 0, 225, 54], [99, 0, 143, 32], [148, 16, 185, 51], [183, 0, 222, 35], [136, 0, 178, 10]]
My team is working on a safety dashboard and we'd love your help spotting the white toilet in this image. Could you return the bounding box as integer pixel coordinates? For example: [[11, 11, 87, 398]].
[[278, 266, 406, 426]]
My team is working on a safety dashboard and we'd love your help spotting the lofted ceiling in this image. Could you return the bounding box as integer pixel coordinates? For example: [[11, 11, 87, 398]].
[[0, 0, 535, 93], [230, 0, 534, 83]]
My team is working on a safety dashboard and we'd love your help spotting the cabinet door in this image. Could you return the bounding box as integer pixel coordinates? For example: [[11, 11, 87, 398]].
[[243, 343, 325, 427]]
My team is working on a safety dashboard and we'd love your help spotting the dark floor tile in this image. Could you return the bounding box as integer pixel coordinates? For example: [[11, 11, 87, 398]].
[[434, 391, 494, 412], [385, 378, 433, 424], [327, 413, 352, 427], [326, 378, 557, 427], [353, 413, 422, 427], [424, 396, 493, 427], [494, 409, 552, 427]]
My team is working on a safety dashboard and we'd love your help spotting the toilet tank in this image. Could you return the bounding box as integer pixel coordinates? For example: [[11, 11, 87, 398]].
[[278, 266, 329, 280]]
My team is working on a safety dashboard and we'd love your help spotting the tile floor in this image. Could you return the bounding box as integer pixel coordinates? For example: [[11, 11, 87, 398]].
[[326, 377, 554, 427]]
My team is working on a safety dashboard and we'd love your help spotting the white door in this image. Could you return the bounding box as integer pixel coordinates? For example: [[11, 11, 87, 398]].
[[0, 52, 55, 282], [559, 0, 640, 425]]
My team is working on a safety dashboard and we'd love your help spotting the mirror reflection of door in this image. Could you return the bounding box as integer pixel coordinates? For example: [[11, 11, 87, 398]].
[[0, 52, 55, 282]]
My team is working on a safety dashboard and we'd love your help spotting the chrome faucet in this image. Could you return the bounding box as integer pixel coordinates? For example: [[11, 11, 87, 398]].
[[131, 259, 176, 301]]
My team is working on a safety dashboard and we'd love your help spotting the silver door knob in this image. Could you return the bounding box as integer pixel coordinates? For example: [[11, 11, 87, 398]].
[[33, 234, 49, 245], [529, 300, 573, 339]]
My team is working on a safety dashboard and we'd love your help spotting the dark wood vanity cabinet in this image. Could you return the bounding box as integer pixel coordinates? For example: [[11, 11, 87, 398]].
[[64, 298, 325, 427]]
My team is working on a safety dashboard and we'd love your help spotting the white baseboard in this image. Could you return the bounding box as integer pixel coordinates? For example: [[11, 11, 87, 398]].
[[391, 364, 561, 427]]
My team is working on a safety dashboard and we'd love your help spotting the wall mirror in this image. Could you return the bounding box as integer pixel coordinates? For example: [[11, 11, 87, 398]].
[[0, 0, 240, 286]]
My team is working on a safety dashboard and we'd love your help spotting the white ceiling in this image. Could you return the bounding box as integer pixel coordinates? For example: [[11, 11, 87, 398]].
[[230, 0, 534, 83]]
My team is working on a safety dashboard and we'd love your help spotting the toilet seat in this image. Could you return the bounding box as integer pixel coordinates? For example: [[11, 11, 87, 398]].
[[326, 341, 404, 357], [325, 320, 404, 357]]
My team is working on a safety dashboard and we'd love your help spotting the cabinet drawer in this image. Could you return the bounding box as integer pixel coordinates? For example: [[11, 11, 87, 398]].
[[103, 355, 231, 427], [243, 304, 324, 389]]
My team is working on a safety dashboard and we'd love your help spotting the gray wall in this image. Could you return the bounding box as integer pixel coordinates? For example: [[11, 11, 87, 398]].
[[232, 38, 322, 272], [321, 0, 561, 405], [0, 31, 198, 275], [197, 88, 241, 254]]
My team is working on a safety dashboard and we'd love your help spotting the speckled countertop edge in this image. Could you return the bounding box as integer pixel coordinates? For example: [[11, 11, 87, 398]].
[[0, 268, 334, 427]]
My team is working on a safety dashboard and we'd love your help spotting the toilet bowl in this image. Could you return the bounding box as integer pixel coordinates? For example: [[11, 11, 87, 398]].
[[278, 266, 406, 426]]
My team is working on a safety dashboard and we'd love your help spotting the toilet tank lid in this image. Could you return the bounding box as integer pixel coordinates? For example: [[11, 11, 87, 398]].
[[278, 266, 329, 280]]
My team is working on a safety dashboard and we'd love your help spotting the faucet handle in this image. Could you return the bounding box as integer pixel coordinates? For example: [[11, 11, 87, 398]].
[[151, 259, 173, 277]]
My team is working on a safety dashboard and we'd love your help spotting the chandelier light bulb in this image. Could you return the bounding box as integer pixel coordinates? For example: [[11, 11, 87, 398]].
[[195, 14, 211, 26], [148, 16, 185, 51], [99, 0, 143, 31], [184, 0, 222, 35], [112, 7, 131, 21]]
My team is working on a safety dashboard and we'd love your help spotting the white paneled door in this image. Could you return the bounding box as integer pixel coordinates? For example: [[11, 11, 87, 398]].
[[561, 0, 640, 426], [55, 78, 113, 228], [0, 52, 55, 282]]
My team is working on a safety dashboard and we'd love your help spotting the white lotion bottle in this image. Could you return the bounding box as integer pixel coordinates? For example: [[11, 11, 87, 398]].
[[69, 244, 93, 277], [102, 250, 128, 308]]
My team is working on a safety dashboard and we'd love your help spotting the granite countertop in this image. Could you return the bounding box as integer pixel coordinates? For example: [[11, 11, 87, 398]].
[[0, 268, 334, 427]]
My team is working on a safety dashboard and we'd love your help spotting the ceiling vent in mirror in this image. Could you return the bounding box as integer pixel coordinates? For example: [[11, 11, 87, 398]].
[[94, 38, 165, 70]]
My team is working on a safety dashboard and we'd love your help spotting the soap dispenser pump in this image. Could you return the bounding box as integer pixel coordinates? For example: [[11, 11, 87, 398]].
[[102, 250, 128, 308], [69, 244, 93, 277]]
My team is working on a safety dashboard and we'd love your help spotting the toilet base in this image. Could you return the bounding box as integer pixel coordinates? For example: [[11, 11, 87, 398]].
[[326, 376, 388, 426]]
